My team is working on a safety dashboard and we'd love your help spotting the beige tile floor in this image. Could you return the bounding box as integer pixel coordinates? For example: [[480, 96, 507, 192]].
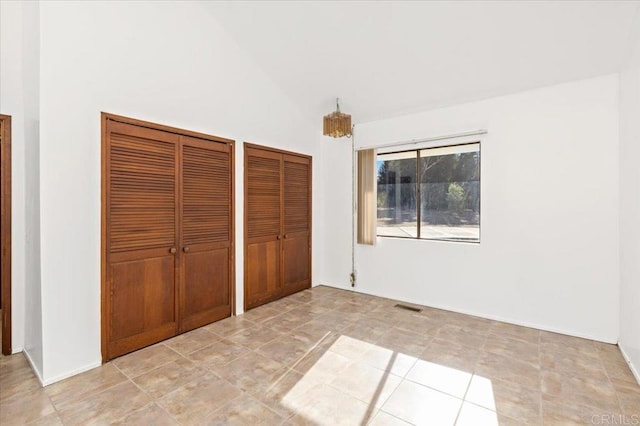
[[1, 286, 639, 425]]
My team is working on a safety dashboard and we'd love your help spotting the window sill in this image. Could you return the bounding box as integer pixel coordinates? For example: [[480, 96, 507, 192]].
[[375, 235, 481, 244]]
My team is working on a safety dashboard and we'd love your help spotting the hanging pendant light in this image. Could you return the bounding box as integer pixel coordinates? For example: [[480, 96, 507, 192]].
[[323, 98, 352, 138]]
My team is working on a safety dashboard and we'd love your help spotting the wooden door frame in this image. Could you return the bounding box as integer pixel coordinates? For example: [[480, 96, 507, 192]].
[[1, 114, 12, 355], [101, 112, 235, 362], [243, 142, 312, 312]]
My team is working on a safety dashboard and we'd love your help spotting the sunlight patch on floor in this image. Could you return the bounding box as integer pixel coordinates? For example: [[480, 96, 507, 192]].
[[280, 334, 499, 425]]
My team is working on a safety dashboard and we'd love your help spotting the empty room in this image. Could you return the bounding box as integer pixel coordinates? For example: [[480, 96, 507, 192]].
[[1, 0, 639, 425]]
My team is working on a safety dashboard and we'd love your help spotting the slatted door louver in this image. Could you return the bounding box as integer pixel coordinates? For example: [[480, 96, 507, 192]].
[[110, 133, 176, 252], [247, 154, 281, 239]]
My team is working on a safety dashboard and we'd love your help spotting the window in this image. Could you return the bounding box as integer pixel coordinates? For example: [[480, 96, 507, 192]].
[[376, 142, 480, 242]]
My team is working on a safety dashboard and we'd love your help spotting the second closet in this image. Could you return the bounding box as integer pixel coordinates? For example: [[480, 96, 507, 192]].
[[244, 144, 312, 310]]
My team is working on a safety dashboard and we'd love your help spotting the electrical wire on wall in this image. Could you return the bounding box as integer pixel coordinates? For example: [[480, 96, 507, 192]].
[[350, 124, 356, 287], [322, 98, 355, 287]]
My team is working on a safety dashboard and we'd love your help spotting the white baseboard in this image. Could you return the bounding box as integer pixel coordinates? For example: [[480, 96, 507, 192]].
[[619, 344, 640, 386], [41, 360, 102, 386], [317, 283, 617, 344], [23, 348, 45, 387], [22, 350, 102, 387]]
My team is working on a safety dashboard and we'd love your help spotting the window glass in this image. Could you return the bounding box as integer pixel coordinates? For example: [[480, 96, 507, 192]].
[[376, 151, 417, 238], [375, 142, 480, 242], [420, 143, 480, 241]]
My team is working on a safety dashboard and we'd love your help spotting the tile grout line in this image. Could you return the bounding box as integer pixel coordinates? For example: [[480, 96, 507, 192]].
[[114, 361, 174, 424], [596, 341, 627, 416], [45, 363, 141, 425], [118, 367, 181, 426], [127, 344, 246, 425], [377, 409, 418, 426], [0, 381, 40, 404], [33, 388, 61, 425], [111, 342, 186, 383], [538, 328, 543, 422], [453, 326, 492, 425]]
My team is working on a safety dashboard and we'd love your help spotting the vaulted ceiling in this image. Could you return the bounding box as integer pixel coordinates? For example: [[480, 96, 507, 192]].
[[205, 1, 640, 123]]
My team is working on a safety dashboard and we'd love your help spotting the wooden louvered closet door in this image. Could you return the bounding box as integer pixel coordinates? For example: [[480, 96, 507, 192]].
[[244, 144, 311, 310], [179, 136, 232, 332], [103, 114, 234, 361], [245, 148, 282, 309], [281, 154, 311, 297], [105, 121, 179, 359]]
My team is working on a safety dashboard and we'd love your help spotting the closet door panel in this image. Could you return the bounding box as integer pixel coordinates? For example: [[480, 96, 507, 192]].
[[179, 136, 232, 332], [281, 155, 311, 296], [246, 241, 280, 307], [181, 247, 230, 332], [282, 235, 310, 293], [245, 148, 282, 309], [110, 257, 175, 341], [105, 120, 179, 359]]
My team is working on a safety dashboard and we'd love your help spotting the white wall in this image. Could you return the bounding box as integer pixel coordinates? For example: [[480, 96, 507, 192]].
[[0, 0, 43, 376], [37, 0, 320, 384], [21, 0, 43, 380], [322, 75, 620, 343], [618, 8, 640, 381], [319, 137, 354, 286]]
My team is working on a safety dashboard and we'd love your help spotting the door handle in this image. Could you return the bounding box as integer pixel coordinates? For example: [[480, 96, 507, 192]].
[[183, 247, 190, 253], [284, 234, 289, 239], [169, 247, 177, 254], [276, 235, 282, 240]]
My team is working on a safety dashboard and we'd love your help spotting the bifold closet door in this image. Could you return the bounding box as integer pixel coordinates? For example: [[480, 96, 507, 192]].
[[244, 144, 312, 310], [105, 121, 179, 359], [104, 115, 234, 361], [245, 147, 282, 309], [179, 136, 232, 332]]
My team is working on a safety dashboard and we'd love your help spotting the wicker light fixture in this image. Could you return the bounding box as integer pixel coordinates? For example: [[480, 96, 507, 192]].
[[323, 98, 352, 138]]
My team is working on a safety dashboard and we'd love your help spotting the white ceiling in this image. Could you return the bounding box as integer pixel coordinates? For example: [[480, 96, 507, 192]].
[[205, 1, 640, 124]]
